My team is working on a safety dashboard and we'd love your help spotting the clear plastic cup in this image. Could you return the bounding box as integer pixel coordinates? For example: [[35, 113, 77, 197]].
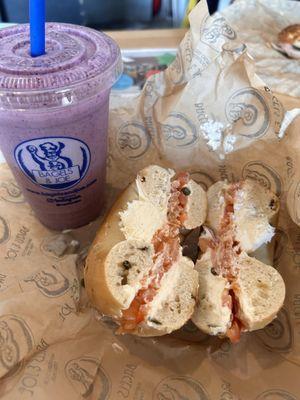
[[0, 23, 122, 230]]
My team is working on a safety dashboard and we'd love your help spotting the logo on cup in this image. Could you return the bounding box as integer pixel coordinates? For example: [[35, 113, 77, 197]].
[[256, 389, 298, 400], [242, 161, 282, 196], [24, 265, 70, 298], [0, 216, 10, 245], [116, 122, 151, 159], [160, 113, 198, 148], [0, 315, 34, 371], [255, 309, 293, 353], [153, 376, 210, 400], [226, 88, 270, 138], [0, 180, 24, 203], [65, 357, 110, 399], [14, 137, 91, 190]]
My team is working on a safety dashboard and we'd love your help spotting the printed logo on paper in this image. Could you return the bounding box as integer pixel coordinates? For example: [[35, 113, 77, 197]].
[[160, 113, 198, 148], [0, 180, 24, 203], [256, 389, 298, 400], [65, 357, 110, 399], [226, 88, 270, 138], [153, 375, 210, 400], [255, 309, 293, 353], [24, 265, 70, 298], [242, 161, 282, 196], [14, 137, 91, 190], [0, 360, 25, 396], [190, 50, 211, 78], [201, 16, 236, 51], [116, 122, 151, 159], [0, 315, 34, 371], [0, 216, 10, 245], [288, 180, 300, 225]]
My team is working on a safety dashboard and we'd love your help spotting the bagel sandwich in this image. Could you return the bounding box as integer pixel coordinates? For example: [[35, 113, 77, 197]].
[[84, 165, 207, 336], [192, 181, 285, 343]]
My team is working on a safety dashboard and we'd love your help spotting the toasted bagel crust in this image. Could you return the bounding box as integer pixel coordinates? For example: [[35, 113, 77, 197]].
[[278, 24, 300, 44], [85, 182, 139, 317], [85, 165, 206, 336]]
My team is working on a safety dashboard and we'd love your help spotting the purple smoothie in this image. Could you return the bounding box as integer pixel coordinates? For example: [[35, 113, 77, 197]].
[[0, 23, 122, 230]]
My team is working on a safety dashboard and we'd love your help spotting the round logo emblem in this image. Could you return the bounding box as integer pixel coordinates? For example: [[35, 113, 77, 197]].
[[0, 216, 10, 245], [287, 180, 300, 226], [153, 376, 209, 400], [201, 17, 236, 45], [24, 265, 70, 298], [116, 122, 151, 159], [14, 137, 91, 190], [65, 357, 110, 399], [225, 88, 270, 138], [160, 113, 198, 148], [0, 180, 24, 203], [255, 309, 293, 353], [0, 315, 34, 371], [0, 359, 25, 396], [242, 161, 282, 196], [256, 389, 298, 400]]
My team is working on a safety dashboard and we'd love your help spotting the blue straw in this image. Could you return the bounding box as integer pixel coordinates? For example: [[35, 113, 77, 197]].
[[30, 0, 46, 57]]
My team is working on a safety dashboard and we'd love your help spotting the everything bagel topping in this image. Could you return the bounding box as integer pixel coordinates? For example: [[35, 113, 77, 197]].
[[119, 172, 190, 332]]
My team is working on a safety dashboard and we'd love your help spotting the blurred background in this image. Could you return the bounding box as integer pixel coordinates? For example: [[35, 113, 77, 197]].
[[0, 0, 231, 29]]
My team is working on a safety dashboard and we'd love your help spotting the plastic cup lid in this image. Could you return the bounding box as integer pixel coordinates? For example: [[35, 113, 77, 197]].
[[0, 23, 123, 109]]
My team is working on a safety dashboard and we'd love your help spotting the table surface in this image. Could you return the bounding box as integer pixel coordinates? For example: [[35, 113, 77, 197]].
[[108, 28, 186, 49]]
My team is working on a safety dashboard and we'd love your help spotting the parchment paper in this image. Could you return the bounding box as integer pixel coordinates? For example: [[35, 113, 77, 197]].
[[220, 0, 300, 98], [1, 1, 300, 399]]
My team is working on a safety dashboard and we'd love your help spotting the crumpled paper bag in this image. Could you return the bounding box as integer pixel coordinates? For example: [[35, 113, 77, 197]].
[[220, 0, 300, 99], [1, 0, 300, 399]]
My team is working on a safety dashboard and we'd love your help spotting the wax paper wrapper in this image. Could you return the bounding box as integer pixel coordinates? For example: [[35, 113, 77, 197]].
[[1, 1, 300, 399], [220, 0, 300, 98]]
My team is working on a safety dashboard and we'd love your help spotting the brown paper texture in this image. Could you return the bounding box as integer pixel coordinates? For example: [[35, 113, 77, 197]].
[[1, 1, 300, 398], [220, 0, 300, 98]]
